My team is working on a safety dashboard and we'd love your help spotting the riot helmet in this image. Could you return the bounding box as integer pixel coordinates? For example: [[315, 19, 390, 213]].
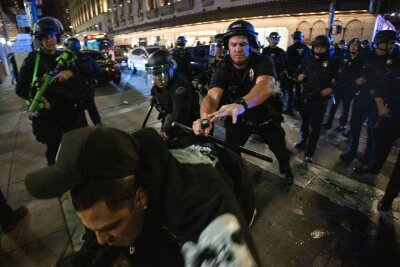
[[145, 50, 176, 88], [374, 30, 399, 45], [66, 37, 81, 52], [176, 36, 187, 47], [223, 20, 259, 48], [311, 35, 331, 58], [361, 39, 371, 49], [292, 31, 304, 42], [33, 17, 63, 40], [267, 32, 281, 47], [348, 38, 361, 54], [209, 33, 225, 57], [337, 39, 348, 50]]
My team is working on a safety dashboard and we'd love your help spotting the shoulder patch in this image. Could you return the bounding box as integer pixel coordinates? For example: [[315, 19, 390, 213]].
[[174, 86, 187, 95]]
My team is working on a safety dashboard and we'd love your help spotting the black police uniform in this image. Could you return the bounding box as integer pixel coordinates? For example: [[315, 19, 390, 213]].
[[197, 56, 224, 95], [74, 52, 102, 126], [262, 46, 288, 79], [16, 51, 81, 165], [151, 75, 199, 139], [361, 67, 400, 173], [210, 52, 293, 178], [172, 47, 192, 81], [323, 51, 364, 129], [286, 42, 312, 111], [297, 55, 336, 158], [343, 51, 398, 161]]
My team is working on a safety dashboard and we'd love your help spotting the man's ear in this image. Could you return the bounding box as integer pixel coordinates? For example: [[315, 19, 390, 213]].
[[135, 187, 148, 210]]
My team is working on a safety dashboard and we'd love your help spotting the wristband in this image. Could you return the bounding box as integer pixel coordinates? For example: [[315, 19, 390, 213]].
[[235, 97, 248, 111]]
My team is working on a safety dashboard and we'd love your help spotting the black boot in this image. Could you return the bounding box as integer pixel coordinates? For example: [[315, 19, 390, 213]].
[[294, 139, 307, 149], [1, 206, 28, 233]]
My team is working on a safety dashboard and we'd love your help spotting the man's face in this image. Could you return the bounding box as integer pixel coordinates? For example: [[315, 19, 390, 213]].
[[268, 37, 279, 47], [77, 189, 145, 247], [377, 40, 395, 54], [40, 33, 57, 51], [153, 71, 170, 88], [313, 45, 327, 56], [228, 35, 251, 68], [349, 42, 359, 54]]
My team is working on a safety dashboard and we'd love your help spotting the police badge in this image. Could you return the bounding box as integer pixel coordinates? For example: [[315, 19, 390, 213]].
[[249, 68, 254, 81], [386, 58, 393, 65], [323, 61, 328, 68]]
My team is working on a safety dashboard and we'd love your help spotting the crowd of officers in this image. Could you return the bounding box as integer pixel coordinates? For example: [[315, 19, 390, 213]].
[[148, 21, 400, 212], [12, 16, 400, 233], [4, 14, 399, 266]]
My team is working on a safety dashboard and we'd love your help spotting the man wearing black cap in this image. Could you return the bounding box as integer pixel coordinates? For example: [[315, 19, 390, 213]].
[[192, 20, 294, 184], [25, 127, 260, 266]]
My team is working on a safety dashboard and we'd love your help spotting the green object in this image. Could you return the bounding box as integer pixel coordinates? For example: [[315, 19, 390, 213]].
[[28, 72, 53, 112], [28, 49, 77, 113]]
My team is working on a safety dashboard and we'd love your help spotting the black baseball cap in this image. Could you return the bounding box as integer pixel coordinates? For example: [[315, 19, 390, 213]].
[[25, 127, 139, 199]]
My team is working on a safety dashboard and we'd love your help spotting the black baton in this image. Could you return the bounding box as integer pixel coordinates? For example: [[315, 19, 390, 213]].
[[172, 122, 274, 162], [141, 103, 155, 128]]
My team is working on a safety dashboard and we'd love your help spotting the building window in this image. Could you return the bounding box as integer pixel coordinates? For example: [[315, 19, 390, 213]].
[[160, 0, 170, 6], [147, 0, 154, 10]]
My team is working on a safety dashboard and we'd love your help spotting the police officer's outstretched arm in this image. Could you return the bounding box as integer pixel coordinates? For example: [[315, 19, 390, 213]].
[[208, 75, 274, 122], [193, 86, 223, 136]]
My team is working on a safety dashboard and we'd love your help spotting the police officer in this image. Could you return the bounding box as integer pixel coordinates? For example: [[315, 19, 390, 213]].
[[341, 30, 398, 163], [16, 17, 82, 165], [353, 31, 399, 175], [361, 39, 372, 53], [66, 37, 102, 127], [285, 31, 312, 113], [262, 32, 288, 79], [197, 33, 225, 96], [192, 20, 294, 184], [172, 36, 193, 81], [146, 50, 199, 139], [332, 39, 348, 61], [294, 35, 336, 163], [322, 38, 363, 131]]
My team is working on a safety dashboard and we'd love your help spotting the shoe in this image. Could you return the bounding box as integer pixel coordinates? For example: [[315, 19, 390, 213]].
[[304, 156, 313, 163], [377, 200, 392, 212], [1, 206, 28, 233], [339, 152, 355, 162], [335, 125, 347, 132], [294, 140, 307, 149], [353, 166, 379, 175], [321, 123, 332, 130], [341, 130, 350, 139], [285, 172, 295, 185]]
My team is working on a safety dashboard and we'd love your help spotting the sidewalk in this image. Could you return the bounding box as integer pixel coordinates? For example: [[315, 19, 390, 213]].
[[1, 72, 399, 266]]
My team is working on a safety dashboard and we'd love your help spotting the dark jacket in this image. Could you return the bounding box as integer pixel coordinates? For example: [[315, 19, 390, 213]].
[[286, 42, 311, 74], [151, 74, 199, 138], [80, 128, 260, 266], [262, 46, 288, 77]]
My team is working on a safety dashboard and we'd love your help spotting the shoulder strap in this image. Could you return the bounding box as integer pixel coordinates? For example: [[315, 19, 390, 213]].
[[29, 51, 41, 100]]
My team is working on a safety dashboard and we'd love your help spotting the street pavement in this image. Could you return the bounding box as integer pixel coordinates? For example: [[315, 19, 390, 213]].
[[0, 69, 399, 266]]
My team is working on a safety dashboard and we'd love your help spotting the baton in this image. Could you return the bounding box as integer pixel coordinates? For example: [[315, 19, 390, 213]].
[[141, 103, 155, 128], [172, 122, 273, 162]]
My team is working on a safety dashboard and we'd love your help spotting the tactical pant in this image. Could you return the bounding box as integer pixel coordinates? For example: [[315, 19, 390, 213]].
[[346, 97, 378, 158], [299, 102, 327, 157], [367, 116, 400, 171], [324, 85, 353, 127], [34, 104, 80, 165], [225, 121, 292, 175]]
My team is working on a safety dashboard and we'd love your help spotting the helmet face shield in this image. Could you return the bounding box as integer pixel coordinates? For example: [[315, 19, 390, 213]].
[[146, 64, 172, 88]]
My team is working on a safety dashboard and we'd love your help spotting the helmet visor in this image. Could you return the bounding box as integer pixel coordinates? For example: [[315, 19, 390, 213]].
[[146, 64, 171, 87]]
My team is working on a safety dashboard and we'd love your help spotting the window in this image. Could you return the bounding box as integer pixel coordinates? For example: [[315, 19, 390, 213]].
[[147, 0, 154, 10]]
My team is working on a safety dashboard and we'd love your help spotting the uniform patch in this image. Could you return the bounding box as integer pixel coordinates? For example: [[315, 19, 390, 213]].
[[174, 86, 186, 95], [249, 68, 254, 82]]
